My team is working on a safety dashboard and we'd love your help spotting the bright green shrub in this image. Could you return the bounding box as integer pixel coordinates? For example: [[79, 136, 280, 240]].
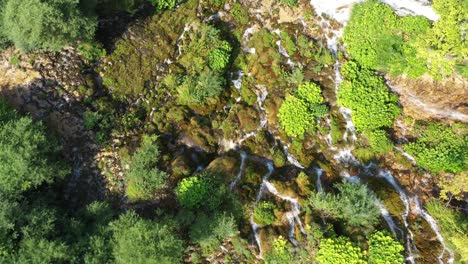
[[365, 130, 393, 154], [149, 0, 177, 11], [264, 236, 293, 264], [278, 95, 312, 137], [253, 201, 276, 226], [405, 123, 467, 173], [278, 82, 328, 137], [175, 171, 224, 211], [316, 237, 366, 264], [296, 82, 323, 106], [368, 231, 404, 264], [338, 61, 400, 131], [2, 0, 96, 51], [279, 0, 298, 7], [208, 41, 232, 71], [126, 135, 168, 201]]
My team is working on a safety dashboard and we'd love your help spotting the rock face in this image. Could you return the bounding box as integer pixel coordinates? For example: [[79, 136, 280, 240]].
[[388, 74, 468, 123]]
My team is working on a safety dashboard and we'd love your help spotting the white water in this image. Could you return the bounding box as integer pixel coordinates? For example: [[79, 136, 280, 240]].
[[264, 181, 307, 235], [387, 81, 468, 123], [412, 198, 455, 264], [309, 0, 438, 26], [339, 107, 357, 142], [379, 170, 419, 263], [376, 200, 402, 236], [395, 146, 418, 165], [242, 27, 257, 54], [175, 24, 191, 59], [230, 151, 248, 190], [315, 167, 324, 192], [231, 70, 245, 90]]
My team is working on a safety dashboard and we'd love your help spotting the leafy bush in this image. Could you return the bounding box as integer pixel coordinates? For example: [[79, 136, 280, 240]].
[[264, 236, 293, 264], [77, 42, 106, 63], [425, 200, 468, 263], [149, 0, 177, 11], [189, 212, 237, 255], [344, 0, 466, 79], [405, 123, 467, 173], [0, 100, 68, 196], [126, 135, 168, 201], [279, 0, 298, 7], [2, 0, 96, 51], [338, 61, 400, 131], [177, 72, 224, 105], [308, 181, 380, 227], [278, 95, 312, 137], [316, 237, 366, 264], [175, 171, 225, 211], [365, 129, 393, 154], [111, 211, 184, 264], [368, 231, 404, 264], [253, 201, 276, 226], [278, 82, 328, 137], [208, 41, 232, 71]]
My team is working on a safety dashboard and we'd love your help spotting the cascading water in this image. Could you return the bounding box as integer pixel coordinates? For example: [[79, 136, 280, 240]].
[[412, 197, 455, 264], [315, 167, 324, 192], [379, 170, 419, 263], [230, 151, 248, 190], [309, 2, 451, 263]]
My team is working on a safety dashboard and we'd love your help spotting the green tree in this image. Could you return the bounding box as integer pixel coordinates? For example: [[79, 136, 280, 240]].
[[149, 0, 177, 11], [175, 171, 225, 211], [264, 236, 293, 264], [0, 100, 68, 196], [125, 135, 168, 201], [335, 181, 380, 227], [177, 71, 224, 106], [368, 231, 404, 264], [111, 211, 184, 264], [316, 237, 366, 264], [2, 0, 96, 51]]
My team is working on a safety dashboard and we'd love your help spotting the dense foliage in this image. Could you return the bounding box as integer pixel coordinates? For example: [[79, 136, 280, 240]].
[[111, 211, 184, 264], [426, 200, 468, 263], [125, 135, 168, 201], [264, 236, 293, 264], [0, 100, 68, 196], [253, 201, 276, 226], [368, 231, 404, 264], [338, 61, 400, 131], [344, 0, 467, 79], [278, 82, 328, 137], [1, 0, 96, 51], [309, 181, 380, 227], [405, 123, 467, 173], [316, 237, 366, 264]]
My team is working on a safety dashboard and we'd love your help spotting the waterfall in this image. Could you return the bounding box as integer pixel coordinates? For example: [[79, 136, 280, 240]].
[[230, 151, 248, 190], [412, 198, 455, 264], [378, 170, 419, 264], [315, 167, 324, 192], [264, 181, 307, 235], [242, 26, 256, 54]]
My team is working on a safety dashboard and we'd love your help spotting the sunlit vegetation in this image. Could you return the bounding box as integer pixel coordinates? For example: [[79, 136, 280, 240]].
[[316, 237, 366, 264], [278, 82, 328, 137], [425, 200, 468, 263], [338, 61, 401, 131], [0, 0, 96, 51], [344, 0, 467, 79], [308, 181, 380, 227], [253, 201, 276, 226], [368, 231, 404, 263], [405, 123, 467, 173]]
